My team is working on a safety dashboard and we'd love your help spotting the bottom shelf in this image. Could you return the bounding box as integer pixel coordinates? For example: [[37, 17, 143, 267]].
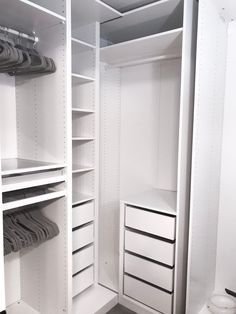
[[7, 300, 39, 314], [73, 284, 118, 314]]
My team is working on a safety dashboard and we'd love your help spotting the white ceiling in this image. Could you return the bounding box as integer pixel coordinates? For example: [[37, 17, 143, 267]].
[[102, 0, 160, 13]]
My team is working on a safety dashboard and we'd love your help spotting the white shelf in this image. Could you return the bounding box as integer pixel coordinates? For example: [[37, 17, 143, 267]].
[[1, 158, 65, 176], [101, 0, 182, 44], [2, 175, 66, 193], [72, 165, 94, 174], [7, 300, 39, 314], [101, 28, 183, 66], [0, 0, 65, 34], [72, 108, 95, 114], [72, 137, 95, 141], [3, 190, 66, 211], [72, 192, 94, 206], [72, 73, 95, 85], [72, 38, 96, 53], [122, 188, 177, 216], [72, 284, 118, 314], [71, 0, 122, 29]]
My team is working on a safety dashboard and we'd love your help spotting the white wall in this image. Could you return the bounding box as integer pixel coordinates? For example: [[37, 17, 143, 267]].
[[215, 21, 236, 295]]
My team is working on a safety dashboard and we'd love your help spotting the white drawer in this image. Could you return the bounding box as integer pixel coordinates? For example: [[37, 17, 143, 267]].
[[125, 205, 176, 240], [73, 201, 94, 228], [124, 275, 173, 314], [124, 253, 174, 292], [73, 223, 94, 252], [73, 245, 94, 275], [125, 230, 175, 266], [73, 266, 94, 297]]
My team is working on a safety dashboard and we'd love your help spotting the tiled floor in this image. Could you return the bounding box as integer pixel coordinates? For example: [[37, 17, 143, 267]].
[[107, 304, 136, 314]]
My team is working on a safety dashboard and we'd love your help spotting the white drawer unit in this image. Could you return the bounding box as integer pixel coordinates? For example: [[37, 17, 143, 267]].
[[73, 223, 94, 252], [125, 205, 176, 240], [125, 230, 175, 266], [73, 245, 94, 275], [73, 266, 94, 297], [124, 275, 173, 314], [72, 201, 94, 229], [124, 252, 174, 292]]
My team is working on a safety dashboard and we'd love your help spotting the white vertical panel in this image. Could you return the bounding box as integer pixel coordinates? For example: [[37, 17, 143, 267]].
[[0, 75, 17, 159], [186, 0, 228, 312], [174, 0, 198, 313], [0, 156, 5, 311], [215, 21, 236, 294]]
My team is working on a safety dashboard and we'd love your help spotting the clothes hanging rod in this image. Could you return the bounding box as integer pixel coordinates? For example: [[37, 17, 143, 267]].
[[109, 54, 181, 68], [0, 25, 39, 43]]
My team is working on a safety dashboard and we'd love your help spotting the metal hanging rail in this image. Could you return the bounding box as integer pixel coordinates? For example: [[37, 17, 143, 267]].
[[0, 25, 39, 43]]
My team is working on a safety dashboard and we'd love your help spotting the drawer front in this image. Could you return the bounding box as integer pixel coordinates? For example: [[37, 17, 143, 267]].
[[125, 230, 175, 266], [125, 205, 176, 240], [73, 245, 94, 275], [73, 266, 94, 297], [73, 201, 94, 228], [124, 275, 173, 314], [124, 253, 174, 292], [73, 224, 94, 252]]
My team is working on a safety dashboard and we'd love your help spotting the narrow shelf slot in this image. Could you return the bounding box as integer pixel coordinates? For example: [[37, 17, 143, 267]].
[[72, 37, 96, 53], [72, 165, 94, 174], [72, 137, 95, 141], [72, 193, 94, 206], [72, 108, 95, 114]]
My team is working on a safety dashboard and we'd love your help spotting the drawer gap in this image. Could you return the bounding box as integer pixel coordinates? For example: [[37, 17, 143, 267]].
[[72, 199, 93, 208], [72, 263, 94, 277], [125, 250, 175, 269], [126, 204, 176, 217], [124, 273, 174, 294], [125, 227, 176, 244], [72, 221, 93, 232], [72, 243, 93, 255]]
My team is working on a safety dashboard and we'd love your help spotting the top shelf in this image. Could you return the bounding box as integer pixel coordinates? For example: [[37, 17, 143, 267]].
[[0, 0, 65, 35], [101, 0, 183, 45], [122, 188, 177, 216], [1, 158, 65, 176], [71, 0, 122, 30], [100, 28, 183, 66]]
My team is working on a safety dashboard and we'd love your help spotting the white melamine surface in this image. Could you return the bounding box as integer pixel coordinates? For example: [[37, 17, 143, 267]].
[[125, 230, 175, 266], [71, 0, 121, 30], [101, 0, 183, 44], [125, 205, 176, 240], [124, 253, 174, 292], [72, 73, 95, 84], [72, 201, 94, 228], [72, 38, 96, 53], [72, 284, 118, 314], [101, 28, 183, 66], [215, 21, 236, 294], [73, 245, 94, 274], [73, 266, 94, 297], [123, 189, 177, 215], [73, 224, 94, 252], [0, 0, 65, 34], [6, 301, 39, 314], [72, 165, 94, 173], [124, 275, 173, 314], [72, 192, 94, 206]]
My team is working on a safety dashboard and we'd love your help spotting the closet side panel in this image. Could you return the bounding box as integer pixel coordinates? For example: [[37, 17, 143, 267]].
[[215, 21, 236, 294], [0, 160, 5, 311], [186, 0, 227, 312], [99, 64, 121, 291], [0, 76, 17, 159], [120, 60, 181, 197]]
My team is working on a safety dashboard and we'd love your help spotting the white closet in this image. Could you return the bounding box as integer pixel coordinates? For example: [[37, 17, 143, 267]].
[[0, 1, 197, 314], [186, 0, 236, 313]]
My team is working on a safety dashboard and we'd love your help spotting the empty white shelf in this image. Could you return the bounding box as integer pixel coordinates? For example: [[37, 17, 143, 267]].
[[72, 165, 94, 174], [72, 284, 118, 314], [72, 137, 95, 141], [0, 0, 65, 34], [72, 192, 94, 206], [122, 189, 177, 216], [7, 300, 40, 314], [101, 28, 183, 66], [71, 0, 122, 29], [1, 158, 65, 176], [72, 108, 95, 114], [3, 189, 66, 211], [72, 73, 95, 85], [101, 0, 182, 44], [72, 38, 96, 53]]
